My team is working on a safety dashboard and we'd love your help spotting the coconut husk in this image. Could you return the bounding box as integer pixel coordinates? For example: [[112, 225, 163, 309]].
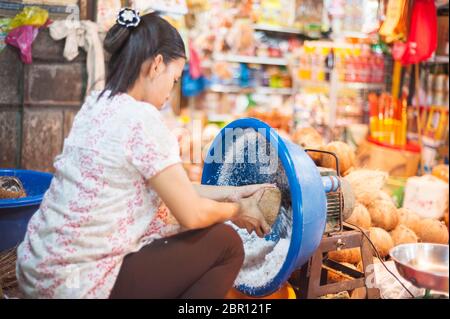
[[257, 187, 282, 227], [344, 170, 388, 204], [0, 176, 26, 199]]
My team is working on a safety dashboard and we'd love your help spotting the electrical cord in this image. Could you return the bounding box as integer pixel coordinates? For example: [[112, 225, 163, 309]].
[[344, 221, 416, 298]]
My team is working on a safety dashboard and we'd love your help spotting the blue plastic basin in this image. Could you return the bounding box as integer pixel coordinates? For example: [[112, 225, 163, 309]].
[[201, 118, 327, 297], [0, 169, 53, 252]]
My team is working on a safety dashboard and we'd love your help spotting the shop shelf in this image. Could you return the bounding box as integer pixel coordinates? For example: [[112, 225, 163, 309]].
[[252, 24, 303, 35], [340, 82, 386, 90], [213, 53, 289, 66], [297, 80, 385, 91], [425, 55, 449, 64], [208, 84, 294, 95]]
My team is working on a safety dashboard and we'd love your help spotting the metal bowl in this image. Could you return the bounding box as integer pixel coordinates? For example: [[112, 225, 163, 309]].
[[390, 243, 449, 293]]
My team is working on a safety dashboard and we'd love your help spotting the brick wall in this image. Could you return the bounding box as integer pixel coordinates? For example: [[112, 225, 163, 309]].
[[0, 28, 87, 172]]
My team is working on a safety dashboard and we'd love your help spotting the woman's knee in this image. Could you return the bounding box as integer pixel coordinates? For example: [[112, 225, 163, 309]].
[[207, 223, 245, 263]]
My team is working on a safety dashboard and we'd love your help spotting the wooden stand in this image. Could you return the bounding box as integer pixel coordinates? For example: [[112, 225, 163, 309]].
[[290, 226, 380, 299]]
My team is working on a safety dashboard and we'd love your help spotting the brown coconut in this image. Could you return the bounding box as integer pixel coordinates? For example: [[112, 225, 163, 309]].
[[390, 224, 419, 246], [345, 203, 372, 230], [319, 141, 355, 175], [367, 200, 399, 231], [292, 127, 324, 162], [414, 218, 449, 244], [327, 262, 358, 283], [369, 227, 394, 258], [0, 176, 27, 199], [357, 190, 394, 207], [328, 248, 361, 264], [257, 187, 282, 227], [397, 207, 422, 233]]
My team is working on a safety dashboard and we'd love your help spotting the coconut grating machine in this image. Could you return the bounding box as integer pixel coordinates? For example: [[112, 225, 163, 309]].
[[202, 118, 378, 298]]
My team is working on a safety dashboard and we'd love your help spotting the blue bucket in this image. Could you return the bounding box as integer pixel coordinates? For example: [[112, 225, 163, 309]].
[[201, 118, 327, 297], [0, 169, 53, 252]]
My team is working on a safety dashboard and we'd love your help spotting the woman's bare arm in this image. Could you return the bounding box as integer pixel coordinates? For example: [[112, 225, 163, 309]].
[[147, 164, 240, 230]]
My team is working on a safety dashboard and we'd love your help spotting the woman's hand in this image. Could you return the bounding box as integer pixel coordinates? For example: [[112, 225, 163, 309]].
[[232, 190, 271, 238], [227, 183, 276, 202]]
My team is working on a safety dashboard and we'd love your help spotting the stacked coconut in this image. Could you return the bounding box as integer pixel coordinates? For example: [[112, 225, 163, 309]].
[[325, 169, 448, 280], [292, 128, 449, 297], [322, 170, 448, 298], [291, 127, 449, 249]]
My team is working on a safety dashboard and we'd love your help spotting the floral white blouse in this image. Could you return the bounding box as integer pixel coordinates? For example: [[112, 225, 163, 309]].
[[16, 91, 182, 298]]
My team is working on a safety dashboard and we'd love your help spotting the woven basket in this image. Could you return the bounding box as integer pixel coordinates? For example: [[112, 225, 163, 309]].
[[0, 247, 19, 299]]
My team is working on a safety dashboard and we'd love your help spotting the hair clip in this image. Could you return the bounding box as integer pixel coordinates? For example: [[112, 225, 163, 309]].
[[117, 8, 141, 28]]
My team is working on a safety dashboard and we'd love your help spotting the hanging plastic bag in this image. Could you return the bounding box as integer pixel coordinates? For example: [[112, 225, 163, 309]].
[[4, 7, 50, 63], [379, 0, 408, 43], [9, 6, 49, 29], [6, 25, 39, 64], [400, 0, 437, 65], [367, 261, 425, 299]]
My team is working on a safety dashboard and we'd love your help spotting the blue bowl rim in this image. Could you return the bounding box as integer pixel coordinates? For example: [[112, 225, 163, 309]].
[[201, 117, 305, 297], [0, 169, 53, 208]]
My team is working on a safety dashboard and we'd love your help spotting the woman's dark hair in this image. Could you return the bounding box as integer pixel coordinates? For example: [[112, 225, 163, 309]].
[[100, 11, 186, 98]]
